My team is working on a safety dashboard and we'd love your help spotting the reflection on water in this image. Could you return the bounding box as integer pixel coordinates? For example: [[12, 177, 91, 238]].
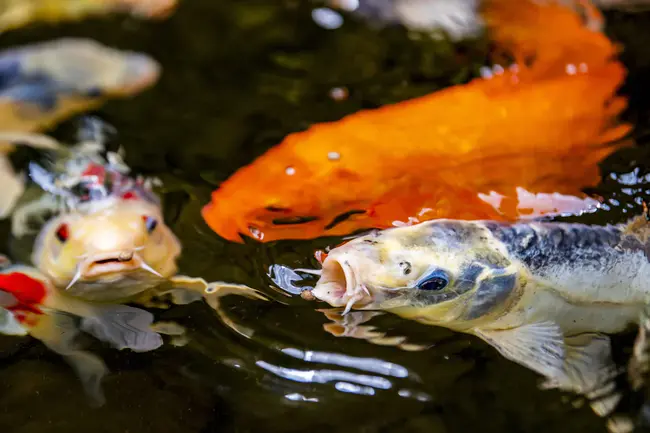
[[1, 1, 650, 433]]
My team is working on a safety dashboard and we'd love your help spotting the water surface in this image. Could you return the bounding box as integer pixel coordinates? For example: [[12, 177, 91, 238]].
[[1, 2, 650, 432]]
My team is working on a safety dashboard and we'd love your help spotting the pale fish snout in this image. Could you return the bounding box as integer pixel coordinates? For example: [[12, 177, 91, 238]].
[[66, 250, 161, 290], [310, 255, 373, 314]]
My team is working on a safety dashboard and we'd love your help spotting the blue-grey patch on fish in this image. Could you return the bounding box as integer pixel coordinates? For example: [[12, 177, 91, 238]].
[[464, 271, 517, 320]]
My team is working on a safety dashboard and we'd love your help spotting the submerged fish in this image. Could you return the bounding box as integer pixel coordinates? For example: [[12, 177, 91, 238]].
[[202, 0, 630, 243], [0, 0, 177, 33], [0, 261, 164, 405], [0, 38, 160, 217], [8, 132, 267, 320], [0, 38, 160, 132], [304, 215, 650, 414]]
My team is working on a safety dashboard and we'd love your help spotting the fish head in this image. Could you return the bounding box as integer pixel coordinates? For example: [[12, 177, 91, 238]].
[[201, 133, 377, 243], [32, 198, 181, 301], [311, 220, 521, 329]]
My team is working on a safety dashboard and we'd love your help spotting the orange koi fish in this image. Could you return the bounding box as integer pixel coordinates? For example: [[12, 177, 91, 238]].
[[202, 0, 632, 243]]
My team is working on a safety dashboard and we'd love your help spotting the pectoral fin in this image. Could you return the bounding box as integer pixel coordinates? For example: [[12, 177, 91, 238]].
[[0, 307, 27, 335], [473, 322, 566, 379], [80, 304, 163, 352], [475, 324, 619, 417], [28, 311, 107, 406]]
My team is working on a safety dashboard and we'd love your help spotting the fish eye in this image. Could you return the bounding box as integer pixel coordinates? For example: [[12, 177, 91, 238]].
[[416, 270, 449, 291], [55, 223, 69, 243], [142, 216, 158, 233]]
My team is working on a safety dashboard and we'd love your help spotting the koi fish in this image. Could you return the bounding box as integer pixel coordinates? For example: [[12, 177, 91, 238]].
[[0, 0, 177, 33], [0, 38, 160, 217], [202, 0, 631, 243], [0, 260, 164, 405], [5, 130, 267, 325], [302, 214, 650, 417]]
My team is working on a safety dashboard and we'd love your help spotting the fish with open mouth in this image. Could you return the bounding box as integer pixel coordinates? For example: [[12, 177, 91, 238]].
[[0, 257, 165, 406], [301, 213, 650, 417]]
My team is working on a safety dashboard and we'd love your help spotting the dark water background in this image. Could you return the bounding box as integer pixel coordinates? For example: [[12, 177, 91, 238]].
[[1, 1, 650, 432]]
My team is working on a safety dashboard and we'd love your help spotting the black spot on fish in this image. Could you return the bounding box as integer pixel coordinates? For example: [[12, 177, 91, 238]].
[[487, 222, 623, 273], [265, 206, 290, 213], [399, 261, 412, 275], [325, 210, 366, 230], [272, 216, 319, 225]]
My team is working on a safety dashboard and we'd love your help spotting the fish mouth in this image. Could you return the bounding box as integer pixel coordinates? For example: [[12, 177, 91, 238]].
[[66, 251, 162, 290], [83, 252, 142, 278], [310, 256, 373, 314]]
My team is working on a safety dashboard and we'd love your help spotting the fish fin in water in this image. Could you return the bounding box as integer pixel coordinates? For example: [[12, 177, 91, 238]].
[[28, 310, 107, 406], [0, 154, 24, 219], [155, 276, 268, 340], [0, 307, 27, 335], [79, 304, 163, 353], [543, 333, 620, 417], [473, 322, 566, 379]]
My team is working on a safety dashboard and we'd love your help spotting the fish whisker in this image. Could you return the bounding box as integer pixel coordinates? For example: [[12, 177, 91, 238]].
[[66, 266, 83, 290], [139, 261, 162, 278]]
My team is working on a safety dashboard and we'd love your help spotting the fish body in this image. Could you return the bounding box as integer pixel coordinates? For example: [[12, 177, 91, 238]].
[[309, 216, 650, 403], [0, 0, 177, 33], [202, 0, 630, 243], [0, 262, 164, 405], [0, 38, 160, 133]]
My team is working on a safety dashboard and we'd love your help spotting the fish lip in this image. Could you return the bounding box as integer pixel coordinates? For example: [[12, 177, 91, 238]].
[[313, 255, 372, 310], [79, 251, 143, 279]]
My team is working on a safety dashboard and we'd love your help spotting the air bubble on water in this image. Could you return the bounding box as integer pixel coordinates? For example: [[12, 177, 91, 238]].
[[312, 8, 344, 29], [329, 87, 348, 101], [248, 225, 264, 240], [566, 63, 577, 75]]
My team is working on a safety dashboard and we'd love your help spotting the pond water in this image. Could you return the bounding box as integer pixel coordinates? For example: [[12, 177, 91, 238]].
[[1, 1, 650, 432]]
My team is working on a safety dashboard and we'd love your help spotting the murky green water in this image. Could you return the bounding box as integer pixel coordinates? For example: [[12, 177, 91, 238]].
[[2, 2, 650, 432]]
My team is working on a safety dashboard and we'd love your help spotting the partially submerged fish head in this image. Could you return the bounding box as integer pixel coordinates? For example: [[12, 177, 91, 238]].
[[311, 220, 521, 330], [32, 199, 181, 301]]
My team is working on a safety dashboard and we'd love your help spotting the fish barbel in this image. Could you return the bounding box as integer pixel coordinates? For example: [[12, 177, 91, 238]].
[[307, 214, 650, 412]]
